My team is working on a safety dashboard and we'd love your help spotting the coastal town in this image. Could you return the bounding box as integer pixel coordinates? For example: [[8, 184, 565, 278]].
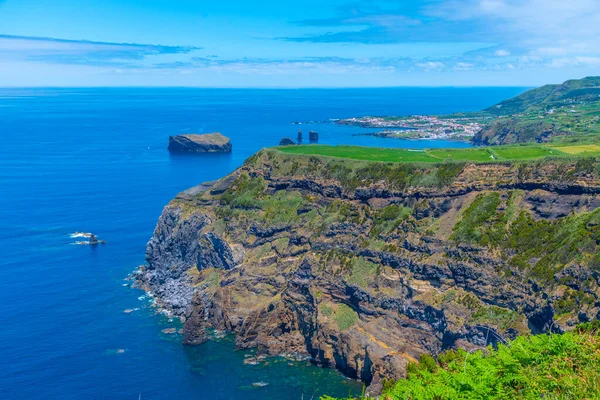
[[336, 115, 486, 140]]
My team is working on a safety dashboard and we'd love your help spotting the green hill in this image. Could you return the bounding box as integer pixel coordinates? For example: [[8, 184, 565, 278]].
[[484, 76, 600, 116], [473, 77, 600, 145]]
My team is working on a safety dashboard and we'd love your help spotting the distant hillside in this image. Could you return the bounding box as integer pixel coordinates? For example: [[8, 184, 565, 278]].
[[484, 76, 600, 116], [473, 77, 600, 145]]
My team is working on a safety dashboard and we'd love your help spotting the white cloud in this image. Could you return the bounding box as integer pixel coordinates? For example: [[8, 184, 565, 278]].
[[416, 61, 445, 71], [548, 56, 600, 68], [0, 34, 200, 66], [453, 62, 474, 71], [430, 0, 600, 59]]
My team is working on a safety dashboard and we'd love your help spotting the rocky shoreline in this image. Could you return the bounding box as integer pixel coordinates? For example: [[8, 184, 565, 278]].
[[134, 148, 600, 394]]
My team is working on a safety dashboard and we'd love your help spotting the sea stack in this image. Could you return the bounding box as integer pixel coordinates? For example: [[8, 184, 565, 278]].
[[309, 130, 319, 142], [168, 133, 232, 154], [297, 130, 303, 143]]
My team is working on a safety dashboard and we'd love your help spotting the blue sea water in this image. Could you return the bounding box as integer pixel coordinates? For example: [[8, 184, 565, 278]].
[[0, 87, 526, 400]]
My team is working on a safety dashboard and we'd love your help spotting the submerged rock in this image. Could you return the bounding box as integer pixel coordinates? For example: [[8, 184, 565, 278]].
[[244, 358, 259, 366], [168, 133, 232, 154]]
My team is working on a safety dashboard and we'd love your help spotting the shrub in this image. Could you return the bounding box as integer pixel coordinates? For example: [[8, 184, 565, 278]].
[[334, 304, 359, 331], [320, 304, 333, 317], [452, 193, 501, 243], [323, 329, 600, 400], [347, 257, 379, 288]]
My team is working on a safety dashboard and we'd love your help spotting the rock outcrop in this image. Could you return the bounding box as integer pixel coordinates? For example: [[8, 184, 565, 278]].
[[279, 137, 296, 146], [135, 149, 600, 393], [168, 133, 232, 153]]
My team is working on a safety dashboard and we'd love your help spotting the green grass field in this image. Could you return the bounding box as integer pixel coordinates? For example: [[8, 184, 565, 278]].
[[276, 145, 439, 163], [491, 146, 560, 159], [277, 144, 593, 164], [428, 148, 494, 162], [551, 144, 600, 155]]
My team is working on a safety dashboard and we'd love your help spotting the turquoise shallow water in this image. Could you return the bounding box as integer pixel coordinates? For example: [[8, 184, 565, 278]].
[[0, 87, 525, 400]]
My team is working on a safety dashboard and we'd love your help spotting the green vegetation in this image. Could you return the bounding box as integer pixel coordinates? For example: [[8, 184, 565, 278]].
[[333, 304, 359, 331], [278, 145, 441, 163], [420, 289, 529, 334], [491, 146, 557, 160], [324, 328, 600, 400], [228, 150, 600, 288], [553, 144, 600, 155], [484, 77, 600, 116], [347, 257, 379, 288], [273, 237, 290, 254], [447, 190, 600, 283], [370, 204, 412, 237], [470, 305, 522, 331], [254, 150, 468, 191], [473, 76, 600, 145], [451, 193, 501, 243], [427, 148, 494, 162], [219, 173, 304, 225], [502, 209, 600, 282], [336, 78, 600, 146], [276, 143, 599, 164], [320, 304, 333, 317]]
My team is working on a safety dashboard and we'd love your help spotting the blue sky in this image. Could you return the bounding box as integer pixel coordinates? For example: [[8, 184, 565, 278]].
[[0, 0, 598, 87]]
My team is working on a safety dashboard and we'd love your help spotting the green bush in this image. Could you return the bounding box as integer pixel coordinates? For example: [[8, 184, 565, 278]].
[[347, 257, 379, 288], [323, 329, 600, 400], [320, 304, 333, 317], [504, 208, 600, 282], [334, 304, 359, 331], [452, 193, 501, 243]]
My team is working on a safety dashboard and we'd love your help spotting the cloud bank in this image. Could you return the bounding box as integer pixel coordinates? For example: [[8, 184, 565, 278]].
[[0, 35, 200, 66], [0, 0, 598, 86]]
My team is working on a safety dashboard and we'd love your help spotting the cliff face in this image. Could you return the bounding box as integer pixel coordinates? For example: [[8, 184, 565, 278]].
[[135, 149, 600, 393], [472, 119, 560, 145]]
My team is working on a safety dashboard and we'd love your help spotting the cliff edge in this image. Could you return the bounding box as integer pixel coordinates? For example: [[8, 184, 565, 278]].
[[135, 149, 600, 393]]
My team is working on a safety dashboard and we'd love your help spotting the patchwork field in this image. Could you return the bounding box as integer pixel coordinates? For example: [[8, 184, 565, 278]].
[[551, 144, 600, 155], [277, 144, 596, 163]]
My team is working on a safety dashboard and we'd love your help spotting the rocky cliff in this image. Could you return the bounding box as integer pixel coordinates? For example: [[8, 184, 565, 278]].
[[135, 149, 600, 393]]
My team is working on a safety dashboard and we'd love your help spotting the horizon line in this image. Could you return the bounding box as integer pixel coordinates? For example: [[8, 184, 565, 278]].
[[0, 84, 533, 90]]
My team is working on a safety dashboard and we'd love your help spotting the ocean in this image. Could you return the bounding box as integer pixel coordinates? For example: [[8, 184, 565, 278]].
[[0, 87, 526, 400]]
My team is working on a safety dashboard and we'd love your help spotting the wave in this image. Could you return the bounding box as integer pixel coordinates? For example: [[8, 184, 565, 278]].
[[69, 232, 93, 238]]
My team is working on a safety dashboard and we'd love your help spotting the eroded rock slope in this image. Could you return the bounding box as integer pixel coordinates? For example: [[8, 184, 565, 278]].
[[135, 149, 600, 392]]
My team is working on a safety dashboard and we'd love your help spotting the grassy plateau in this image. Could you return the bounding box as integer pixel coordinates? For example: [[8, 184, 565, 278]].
[[277, 143, 600, 164]]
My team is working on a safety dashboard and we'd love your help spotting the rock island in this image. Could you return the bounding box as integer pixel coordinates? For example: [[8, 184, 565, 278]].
[[168, 132, 232, 153]]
